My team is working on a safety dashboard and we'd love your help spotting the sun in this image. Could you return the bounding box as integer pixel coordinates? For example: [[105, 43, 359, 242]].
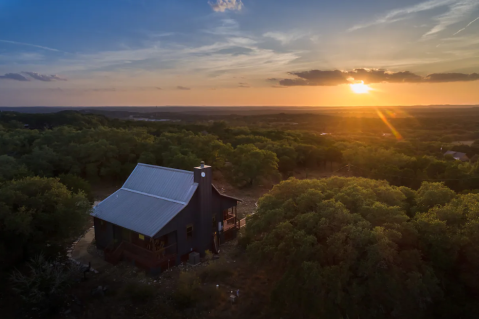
[[350, 81, 372, 94]]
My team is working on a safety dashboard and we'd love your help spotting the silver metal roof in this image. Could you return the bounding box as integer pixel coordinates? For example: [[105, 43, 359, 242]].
[[123, 164, 197, 203], [92, 164, 198, 237]]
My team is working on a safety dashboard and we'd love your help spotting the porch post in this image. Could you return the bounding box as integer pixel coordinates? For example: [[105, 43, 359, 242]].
[[234, 205, 238, 229]]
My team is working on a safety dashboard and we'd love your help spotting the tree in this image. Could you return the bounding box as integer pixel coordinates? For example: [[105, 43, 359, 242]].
[[0, 177, 90, 268], [0, 155, 31, 182], [162, 146, 201, 171], [244, 177, 479, 319], [58, 174, 93, 202], [229, 144, 279, 186], [416, 182, 456, 212], [138, 151, 156, 165], [324, 146, 343, 169]]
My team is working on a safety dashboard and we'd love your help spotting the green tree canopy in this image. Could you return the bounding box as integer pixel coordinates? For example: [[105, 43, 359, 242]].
[[244, 177, 479, 319], [230, 144, 279, 186], [0, 177, 90, 269]]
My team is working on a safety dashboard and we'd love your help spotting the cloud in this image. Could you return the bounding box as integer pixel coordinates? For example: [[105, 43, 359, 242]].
[[0, 72, 67, 82], [238, 82, 250, 88], [215, 47, 254, 55], [22, 72, 67, 82], [177, 86, 191, 90], [0, 39, 61, 52], [425, 72, 479, 82], [349, 0, 479, 38], [453, 16, 479, 35], [276, 68, 479, 86], [46, 88, 64, 93], [0, 73, 30, 81], [156, 87, 162, 90], [263, 31, 308, 44], [209, 0, 243, 12], [81, 88, 120, 93], [423, 0, 479, 37]]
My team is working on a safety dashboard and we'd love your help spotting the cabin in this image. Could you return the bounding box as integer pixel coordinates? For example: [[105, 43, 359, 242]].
[[444, 151, 469, 162], [91, 162, 241, 274]]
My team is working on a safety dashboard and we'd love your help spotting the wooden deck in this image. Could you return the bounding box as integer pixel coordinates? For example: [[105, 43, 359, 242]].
[[105, 240, 177, 271]]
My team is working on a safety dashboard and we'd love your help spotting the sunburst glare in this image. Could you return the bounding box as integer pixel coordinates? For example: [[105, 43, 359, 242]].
[[349, 81, 372, 94]]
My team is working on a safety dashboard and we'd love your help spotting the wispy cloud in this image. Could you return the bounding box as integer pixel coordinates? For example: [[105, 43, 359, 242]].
[[204, 19, 242, 36], [209, 0, 243, 12], [423, 0, 479, 37], [453, 16, 479, 35], [0, 72, 66, 82], [22, 72, 67, 82], [263, 31, 308, 45], [88, 88, 119, 92], [0, 39, 61, 52], [177, 86, 191, 90], [349, 0, 479, 38], [150, 32, 175, 38]]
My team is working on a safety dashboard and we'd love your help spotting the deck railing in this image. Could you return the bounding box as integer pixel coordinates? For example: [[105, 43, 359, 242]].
[[224, 215, 238, 231], [104, 240, 177, 270]]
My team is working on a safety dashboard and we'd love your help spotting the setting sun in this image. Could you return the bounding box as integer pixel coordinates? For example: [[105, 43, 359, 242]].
[[350, 82, 372, 94]]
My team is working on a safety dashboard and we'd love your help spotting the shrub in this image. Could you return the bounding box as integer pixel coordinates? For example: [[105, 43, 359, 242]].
[[122, 281, 156, 303], [204, 249, 213, 262], [10, 254, 81, 314], [172, 272, 200, 308], [198, 259, 233, 283]]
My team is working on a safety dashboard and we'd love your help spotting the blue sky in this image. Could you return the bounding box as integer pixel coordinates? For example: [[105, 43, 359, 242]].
[[0, 0, 478, 106]]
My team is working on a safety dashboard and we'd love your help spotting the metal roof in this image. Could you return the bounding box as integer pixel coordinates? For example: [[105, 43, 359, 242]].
[[123, 164, 197, 203], [92, 164, 198, 237], [92, 189, 188, 237], [444, 151, 466, 156], [212, 184, 243, 202]]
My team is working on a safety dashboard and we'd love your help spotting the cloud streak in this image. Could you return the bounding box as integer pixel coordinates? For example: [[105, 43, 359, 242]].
[[349, 0, 479, 38], [263, 31, 308, 44], [209, 0, 243, 12], [453, 16, 479, 35], [0, 39, 61, 52], [177, 86, 191, 90], [276, 69, 479, 86], [0, 72, 67, 82], [22, 72, 67, 82]]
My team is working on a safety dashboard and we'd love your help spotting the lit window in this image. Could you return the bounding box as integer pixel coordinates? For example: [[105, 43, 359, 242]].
[[139, 234, 145, 240], [187, 224, 193, 239]]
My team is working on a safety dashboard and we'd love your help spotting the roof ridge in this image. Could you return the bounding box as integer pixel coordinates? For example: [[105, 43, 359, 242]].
[[121, 187, 188, 205], [137, 163, 194, 174]]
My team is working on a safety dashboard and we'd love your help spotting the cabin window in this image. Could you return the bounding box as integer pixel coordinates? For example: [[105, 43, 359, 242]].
[[138, 234, 145, 240], [186, 224, 193, 239]]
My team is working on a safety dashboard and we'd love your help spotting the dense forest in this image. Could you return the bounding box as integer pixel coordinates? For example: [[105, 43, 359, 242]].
[[243, 177, 479, 318], [2, 109, 479, 318]]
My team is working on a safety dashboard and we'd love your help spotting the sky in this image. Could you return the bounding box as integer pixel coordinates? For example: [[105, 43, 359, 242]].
[[0, 0, 478, 106]]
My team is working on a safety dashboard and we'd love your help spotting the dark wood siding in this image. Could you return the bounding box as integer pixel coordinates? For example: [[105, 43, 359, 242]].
[[94, 217, 114, 249]]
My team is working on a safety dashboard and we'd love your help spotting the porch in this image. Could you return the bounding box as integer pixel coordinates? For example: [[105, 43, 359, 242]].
[[104, 228, 177, 272], [222, 205, 240, 242]]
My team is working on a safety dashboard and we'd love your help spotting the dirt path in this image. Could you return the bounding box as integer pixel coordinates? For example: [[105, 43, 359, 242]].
[[71, 228, 110, 272]]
